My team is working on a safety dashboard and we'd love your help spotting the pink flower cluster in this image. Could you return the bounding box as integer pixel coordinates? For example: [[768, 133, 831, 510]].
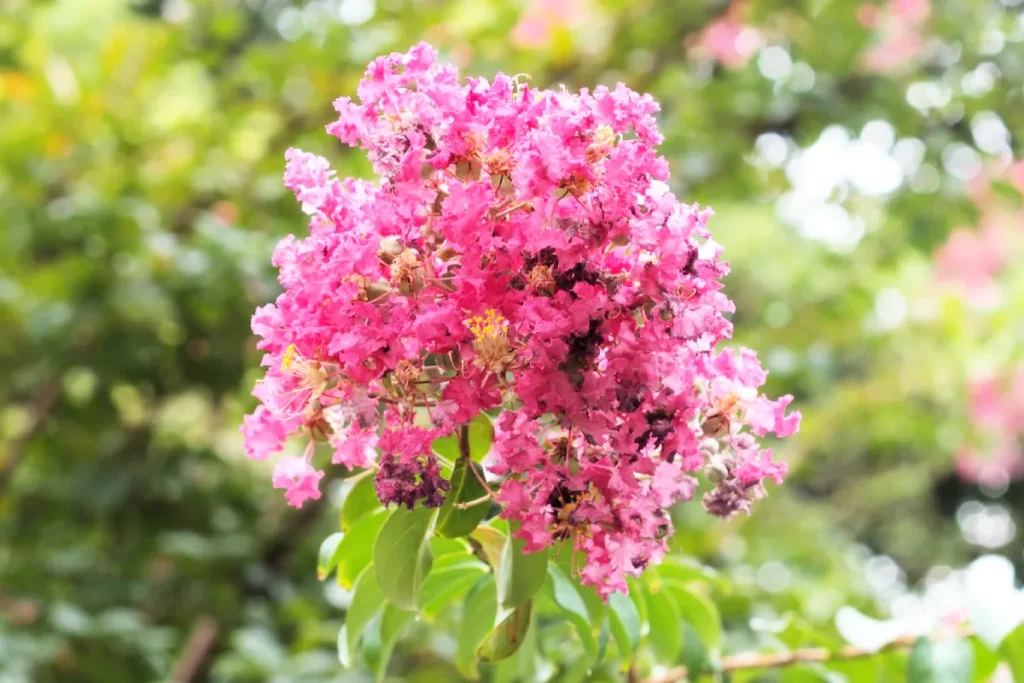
[[241, 44, 800, 596]]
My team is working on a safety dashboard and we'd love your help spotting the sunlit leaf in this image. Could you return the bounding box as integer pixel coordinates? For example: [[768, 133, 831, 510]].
[[341, 474, 381, 532], [335, 508, 388, 590], [317, 532, 343, 581]]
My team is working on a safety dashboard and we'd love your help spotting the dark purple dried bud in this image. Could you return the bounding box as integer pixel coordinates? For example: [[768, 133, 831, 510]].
[[374, 454, 450, 509], [702, 479, 765, 518]]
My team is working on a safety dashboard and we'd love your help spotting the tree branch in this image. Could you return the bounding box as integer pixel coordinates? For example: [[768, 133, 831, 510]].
[[644, 628, 974, 682], [0, 380, 62, 493], [169, 616, 219, 683], [458, 424, 471, 462]]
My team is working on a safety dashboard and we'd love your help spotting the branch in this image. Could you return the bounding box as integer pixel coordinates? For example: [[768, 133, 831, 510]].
[[166, 472, 340, 678], [169, 616, 219, 683], [458, 424, 471, 462], [0, 380, 62, 493], [644, 628, 974, 682]]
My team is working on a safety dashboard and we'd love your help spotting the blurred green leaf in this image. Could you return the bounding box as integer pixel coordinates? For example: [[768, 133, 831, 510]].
[[664, 581, 722, 651], [374, 604, 415, 681], [344, 567, 387, 668], [642, 582, 682, 662], [607, 592, 641, 662], [456, 575, 498, 678], [907, 637, 973, 683], [999, 624, 1024, 683]]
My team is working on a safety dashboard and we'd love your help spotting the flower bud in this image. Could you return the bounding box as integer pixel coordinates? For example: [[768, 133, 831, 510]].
[[699, 437, 721, 455], [705, 455, 730, 484]]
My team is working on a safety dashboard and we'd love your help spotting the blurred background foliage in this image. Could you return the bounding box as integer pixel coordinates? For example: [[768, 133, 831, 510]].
[[1, 0, 1023, 680]]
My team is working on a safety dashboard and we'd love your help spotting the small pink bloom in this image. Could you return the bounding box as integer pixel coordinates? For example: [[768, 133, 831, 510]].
[[272, 458, 325, 508]]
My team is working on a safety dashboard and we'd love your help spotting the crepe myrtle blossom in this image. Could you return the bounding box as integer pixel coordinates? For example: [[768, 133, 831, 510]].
[[241, 43, 800, 596]]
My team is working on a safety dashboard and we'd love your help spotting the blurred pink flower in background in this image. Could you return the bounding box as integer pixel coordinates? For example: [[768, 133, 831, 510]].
[[956, 441, 1024, 488], [933, 225, 1006, 307], [957, 369, 1024, 486], [934, 159, 1024, 307], [935, 161, 1024, 487], [512, 0, 587, 48], [859, 0, 931, 74], [688, 2, 762, 69]]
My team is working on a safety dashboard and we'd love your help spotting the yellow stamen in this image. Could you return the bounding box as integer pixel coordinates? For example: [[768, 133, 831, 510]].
[[281, 344, 298, 370]]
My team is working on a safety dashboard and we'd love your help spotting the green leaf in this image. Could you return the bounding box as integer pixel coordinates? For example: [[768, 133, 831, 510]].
[[341, 473, 381, 532], [419, 563, 488, 621], [436, 459, 491, 538], [317, 532, 344, 581], [469, 524, 506, 569], [969, 636, 999, 683], [682, 622, 708, 679], [498, 524, 549, 608], [374, 505, 437, 611], [596, 617, 611, 665], [335, 508, 388, 590], [657, 558, 729, 591], [478, 600, 533, 662], [375, 604, 415, 682], [337, 624, 352, 667], [345, 566, 387, 665], [642, 582, 683, 662], [665, 581, 722, 650], [607, 592, 641, 661], [991, 179, 1024, 208], [907, 637, 973, 683], [432, 413, 494, 462], [557, 656, 594, 683], [999, 624, 1024, 683], [456, 575, 498, 679], [545, 563, 598, 658], [430, 536, 472, 559]]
